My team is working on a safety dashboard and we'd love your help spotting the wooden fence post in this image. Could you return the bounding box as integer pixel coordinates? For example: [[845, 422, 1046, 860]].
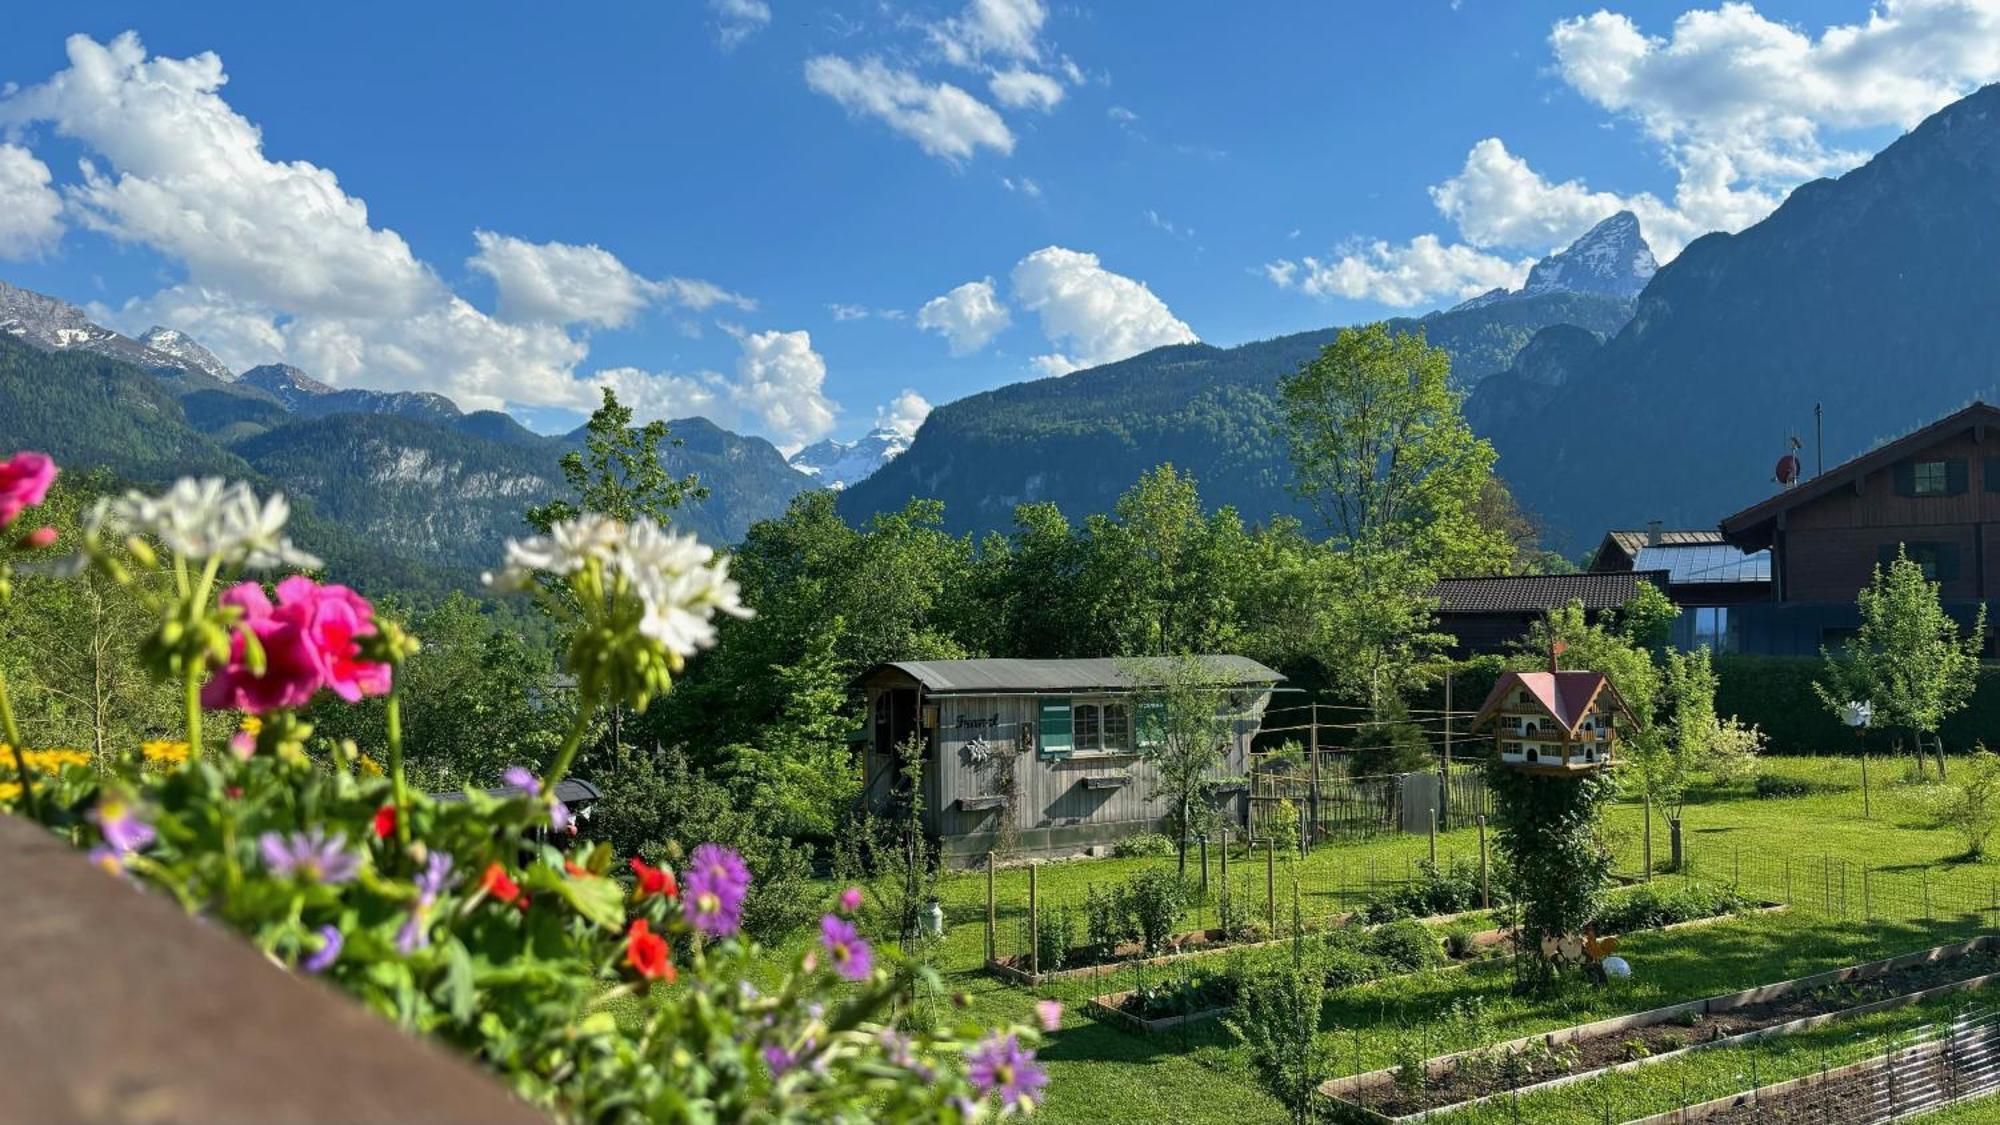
[[1266, 839, 1277, 933], [1428, 807, 1438, 867], [1862, 755, 1872, 820], [985, 852, 996, 965], [1308, 702, 1320, 851], [1644, 794, 1653, 882], [1477, 814, 1489, 910], [1028, 863, 1040, 979]]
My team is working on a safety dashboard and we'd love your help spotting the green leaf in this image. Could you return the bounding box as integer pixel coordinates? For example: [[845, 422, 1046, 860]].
[[440, 937, 477, 1023], [524, 863, 625, 931]]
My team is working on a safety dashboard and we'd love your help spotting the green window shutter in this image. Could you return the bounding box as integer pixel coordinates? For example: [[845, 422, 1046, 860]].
[[1038, 697, 1072, 760], [1136, 699, 1166, 748], [1985, 456, 2000, 492], [1948, 459, 1969, 495], [1894, 461, 1916, 497]]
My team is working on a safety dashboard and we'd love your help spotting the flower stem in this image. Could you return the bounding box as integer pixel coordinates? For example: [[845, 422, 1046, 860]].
[[180, 554, 223, 758], [385, 690, 412, 851], [0, 666, 42, 820], [540, 691, 600, 796], [183, 666, 204, 761]]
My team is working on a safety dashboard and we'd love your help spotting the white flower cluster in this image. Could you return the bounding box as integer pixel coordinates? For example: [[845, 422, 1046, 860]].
[[87, 478, 322, 571], [485, 514, 752, 657]]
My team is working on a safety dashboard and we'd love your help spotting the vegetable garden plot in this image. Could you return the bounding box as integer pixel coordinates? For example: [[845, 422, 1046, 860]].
[[1318, 936, 2000, 1122]]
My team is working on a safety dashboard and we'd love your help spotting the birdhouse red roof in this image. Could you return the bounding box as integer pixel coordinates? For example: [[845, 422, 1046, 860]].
[[1470, 670, 1635, 739]]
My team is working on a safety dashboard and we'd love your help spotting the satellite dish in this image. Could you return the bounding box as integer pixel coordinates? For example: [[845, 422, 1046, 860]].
[[1775, 453, 1801, 485]]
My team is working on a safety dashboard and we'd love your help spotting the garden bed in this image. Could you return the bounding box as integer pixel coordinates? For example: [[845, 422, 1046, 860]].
[[1320, 935, 2000, 1122]]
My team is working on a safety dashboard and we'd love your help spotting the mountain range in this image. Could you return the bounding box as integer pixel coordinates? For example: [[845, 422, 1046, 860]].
[[838, 218, 1646, 536], [787, 426, 915, 489], [1469, 80, 2000, 547], [0, 281, 815, 586]]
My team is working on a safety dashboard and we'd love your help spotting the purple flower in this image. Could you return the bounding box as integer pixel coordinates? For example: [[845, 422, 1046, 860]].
[[90, 797, 155, 854], [966, 1034, 1047, 1114], [1036, 999, 1063, 1032], [396, 851, 454, 954], [87, 845, 129, 878], [682, 843, 751, 937], [551, 797, 572, 833], [415, 850, 455, 903], [258, 828, 360, 884], [301, 925, 342, 974], [762, 1043, 799, 1077], [502, 765, 540, 797], [819, 913, 873, 981]]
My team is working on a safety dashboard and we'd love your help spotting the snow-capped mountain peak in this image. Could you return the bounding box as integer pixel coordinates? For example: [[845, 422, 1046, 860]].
[[0, 279, 235, 389], [1521, 211, 1656, 300], [1450, 211, 1657, 313], [788, 425, 912, 490], [139, 326, 235, 383]]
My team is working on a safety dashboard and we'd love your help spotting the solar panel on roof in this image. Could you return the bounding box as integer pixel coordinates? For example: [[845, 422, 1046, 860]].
[[1631, 545, 1770, 584]]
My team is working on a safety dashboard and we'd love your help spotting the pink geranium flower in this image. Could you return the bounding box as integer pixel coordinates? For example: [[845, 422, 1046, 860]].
[[201, 579, 390, 714], [0, 452, 56, 527], [276, 576, 391, 701], [202, 583, 323, 713]]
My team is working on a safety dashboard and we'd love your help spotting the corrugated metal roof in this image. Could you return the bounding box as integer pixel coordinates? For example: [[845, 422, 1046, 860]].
[[1430, 570, 1668, 614], [865, 655, 1284, 695], [433, 778, 603, 805], [1631, 543, 1771, 585], [1604, 529, 1726, 557]]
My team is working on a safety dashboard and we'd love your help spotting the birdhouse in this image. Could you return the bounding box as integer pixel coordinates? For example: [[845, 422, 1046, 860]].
[[1469, 661, 1634, 775]]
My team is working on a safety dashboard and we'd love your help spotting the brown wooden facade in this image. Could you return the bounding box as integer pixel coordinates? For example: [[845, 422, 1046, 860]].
[[1719, 403, 2000, 653]]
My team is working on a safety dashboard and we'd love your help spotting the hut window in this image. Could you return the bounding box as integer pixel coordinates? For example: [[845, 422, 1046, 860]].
[[1072, 699, 1131, 753], [1913, 460, 1949, 496]]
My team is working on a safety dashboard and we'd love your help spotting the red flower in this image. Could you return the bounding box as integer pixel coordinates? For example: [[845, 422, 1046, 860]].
[[372, 804, 397, 839], [564, 860, 589, 878], [625, 919, 674, 982], [480, 861, 523, 906], [629, 857, 679, 899]]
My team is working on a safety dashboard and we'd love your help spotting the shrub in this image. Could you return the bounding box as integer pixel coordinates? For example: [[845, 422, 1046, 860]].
[[1754, 774, 1820, 799], [1321, 945, 1385, 990], [1365, 918, 1445, 973], [1224, 954, 1334, 1125], [1596, 883, 1748, 933], [1920, 745, 2000, 858], [1380, 856, 1497, 918], [1023, 903, 1075, 971], [1265, 798, 1302, 855], [1126, 867, 1192, 953], [1084, 883, 1137, 961], [1113, 831, 1176, 858], [1125, 961, 1240, 1020]]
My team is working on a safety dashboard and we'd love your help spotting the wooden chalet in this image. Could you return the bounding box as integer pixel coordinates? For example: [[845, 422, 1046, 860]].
[[1717, 401, 2000, 654], [1469, 665, 1633, 774], [852, 656, 1283, 862]]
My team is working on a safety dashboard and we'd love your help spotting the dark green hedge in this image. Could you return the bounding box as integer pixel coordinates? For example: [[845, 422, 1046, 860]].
[[1713, 654, 2000, 755]]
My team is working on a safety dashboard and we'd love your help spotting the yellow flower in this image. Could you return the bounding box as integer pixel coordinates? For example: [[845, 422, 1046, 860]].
[[358, 753, 385, 778], [6, 748, 91, 775], [140, 740, 191, 766], [239, 715, 263, 736], [0, 781, 21, 804]]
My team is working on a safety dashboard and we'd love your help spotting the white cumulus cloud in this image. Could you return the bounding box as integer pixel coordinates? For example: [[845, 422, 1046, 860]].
[[932, 0, 1049, 65], [805, 55, 1014, 162], [729, 328, 839, 450], [1010, 246, 1197, 375], [1266, 236, 1533, 308], [468, 230, 751, 329], [917, 277, 1012, 355], [877, 389, 933, 439], [0, 144, 63, 259]]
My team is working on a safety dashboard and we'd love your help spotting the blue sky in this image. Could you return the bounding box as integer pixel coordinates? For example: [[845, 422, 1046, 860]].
[[0, 1, 1984, 450]]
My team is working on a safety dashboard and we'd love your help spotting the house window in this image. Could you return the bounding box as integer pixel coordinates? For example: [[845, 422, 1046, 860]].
[[1692, 606, 1732, 651], [1913, 460, 1949, 495], [1072, 699, 1131, 753]]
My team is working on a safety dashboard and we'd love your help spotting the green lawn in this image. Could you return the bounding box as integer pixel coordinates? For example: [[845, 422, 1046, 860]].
[[881, 755, 2000, 1124]]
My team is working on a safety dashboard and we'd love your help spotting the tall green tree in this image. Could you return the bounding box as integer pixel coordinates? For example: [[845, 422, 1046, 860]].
[[1278, 322, 1506, 572], [1816, 548, 1986, 777], [1131, 654, 1245, 872], [525, 386, 706, 532]]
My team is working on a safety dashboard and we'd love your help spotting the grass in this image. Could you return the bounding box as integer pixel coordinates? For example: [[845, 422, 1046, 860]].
[[916, 755, 2000, 1123]]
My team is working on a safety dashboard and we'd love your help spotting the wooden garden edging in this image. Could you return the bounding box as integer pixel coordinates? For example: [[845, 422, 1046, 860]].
[[1617, 1036, 1951, 1124], [1080, 904, 1789, 1038], [0, 815, 545, 1123], [1084, 991, 1235, 1035], [1318, 934, 2000, 1124]]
